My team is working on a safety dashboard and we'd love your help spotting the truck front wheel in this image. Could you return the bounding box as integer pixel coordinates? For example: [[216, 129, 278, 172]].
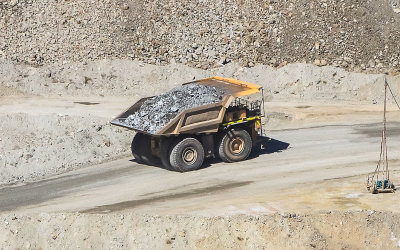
[[218, 128, 252, 163], [169, 138, 205, 172]]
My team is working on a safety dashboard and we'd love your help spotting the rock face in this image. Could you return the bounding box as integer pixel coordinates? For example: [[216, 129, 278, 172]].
[[123, 83, 224, 134], [0, 0, 399, 72]]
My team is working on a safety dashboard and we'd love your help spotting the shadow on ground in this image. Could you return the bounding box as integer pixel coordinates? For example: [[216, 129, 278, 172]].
[[131, 136, 290, 171], [250, 136, 291, 158]]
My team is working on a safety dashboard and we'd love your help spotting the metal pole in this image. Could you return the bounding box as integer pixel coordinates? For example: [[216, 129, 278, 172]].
[[384, 78, 389, 181], [261, 87, 266, 136]]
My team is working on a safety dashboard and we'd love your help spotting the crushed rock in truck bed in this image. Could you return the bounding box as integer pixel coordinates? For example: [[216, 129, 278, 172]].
[[123, 83, 224, 134]]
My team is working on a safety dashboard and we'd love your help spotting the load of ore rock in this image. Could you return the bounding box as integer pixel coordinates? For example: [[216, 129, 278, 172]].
[[123, 83, 224, 134]]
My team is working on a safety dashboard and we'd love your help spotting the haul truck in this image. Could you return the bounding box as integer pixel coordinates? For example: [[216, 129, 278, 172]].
[[111, 76, 265, 172]]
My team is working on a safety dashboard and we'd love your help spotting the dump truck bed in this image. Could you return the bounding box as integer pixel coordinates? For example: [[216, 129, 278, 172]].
[[111, 76, 262, 136]]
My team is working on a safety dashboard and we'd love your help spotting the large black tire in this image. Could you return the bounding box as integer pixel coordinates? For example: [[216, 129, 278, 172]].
[[160, 138, 173, 170], [169, 137, 205, 172], [131, 133, 145, 163], [131, 133, 156, 165], [218, 128, 252, 163]]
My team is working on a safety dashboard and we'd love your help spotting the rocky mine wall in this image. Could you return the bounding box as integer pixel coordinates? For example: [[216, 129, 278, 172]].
[[0, 0, 399, 72]]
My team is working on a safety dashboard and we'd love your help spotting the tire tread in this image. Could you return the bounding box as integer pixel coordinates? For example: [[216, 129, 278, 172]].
[[217, 128, 252, 163], [170, 137, 204, 172]]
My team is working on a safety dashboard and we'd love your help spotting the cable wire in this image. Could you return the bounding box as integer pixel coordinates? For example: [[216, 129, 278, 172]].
[[386, 78, 400, 110]]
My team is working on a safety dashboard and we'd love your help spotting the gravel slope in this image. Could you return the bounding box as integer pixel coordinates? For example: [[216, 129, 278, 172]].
[[1, 59, 399, 103], [0, 0, 399, 72], [0, 113, 131, 185]]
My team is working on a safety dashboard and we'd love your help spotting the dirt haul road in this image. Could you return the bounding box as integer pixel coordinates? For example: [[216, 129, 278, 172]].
[[1, 100, 399, 215]]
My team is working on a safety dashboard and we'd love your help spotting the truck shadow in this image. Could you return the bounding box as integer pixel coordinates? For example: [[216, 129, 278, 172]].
[[130, 136, 290, 171], [249, 137, 290, 159], [202, 136, 290, 169]]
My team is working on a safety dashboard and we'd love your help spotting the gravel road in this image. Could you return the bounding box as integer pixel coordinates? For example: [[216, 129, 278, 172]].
[[1, 122, 399, 215]]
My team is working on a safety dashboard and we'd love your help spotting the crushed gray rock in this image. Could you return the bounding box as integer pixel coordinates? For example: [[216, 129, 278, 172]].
[[0, 113, 131, 186], [123, 83, 224, 134], [0, 1, 399, 73]]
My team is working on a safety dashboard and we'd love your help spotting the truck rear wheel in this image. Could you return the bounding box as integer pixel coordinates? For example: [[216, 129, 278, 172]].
[[131, 133, 155, 165], [131, 133, 145, 163], [169, 138, 204, 172], [218, 128, 252, 163], [160, 138, 173, 170]]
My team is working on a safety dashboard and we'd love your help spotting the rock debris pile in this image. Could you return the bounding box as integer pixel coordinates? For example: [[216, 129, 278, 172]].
[[0, 0, 399, 72], [123, 83, 224, 134], [0, 113, 131, 185]]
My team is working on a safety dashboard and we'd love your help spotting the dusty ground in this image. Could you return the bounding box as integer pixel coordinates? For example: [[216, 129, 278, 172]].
[[1, 61, 400, 249], [1, 211, 400, 249]]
